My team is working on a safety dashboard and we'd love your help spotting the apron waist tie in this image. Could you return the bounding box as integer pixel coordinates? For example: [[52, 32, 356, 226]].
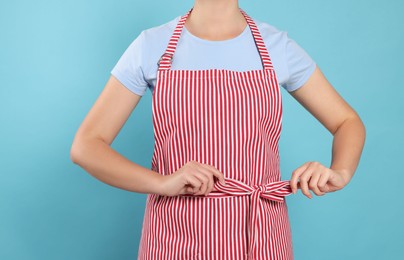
[[179, 177, 294, 259]]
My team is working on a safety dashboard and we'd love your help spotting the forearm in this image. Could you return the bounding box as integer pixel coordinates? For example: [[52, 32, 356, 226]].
[[70, 138, 163, 195], [329, 115, 366, 184]]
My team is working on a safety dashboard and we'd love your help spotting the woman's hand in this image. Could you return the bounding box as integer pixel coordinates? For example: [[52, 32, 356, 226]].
[[159, 160, 226, 197], [290, 161, 351, 199]]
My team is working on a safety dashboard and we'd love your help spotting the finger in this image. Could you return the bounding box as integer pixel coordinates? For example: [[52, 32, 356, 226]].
[[189, 162, 224, 193], [180, 184, 197, 195], [298, 180, 312, 199], [299, 168, 313, 199], [197, 165, 216, 194], [290, 162, 310, 194], [184, 174, 202, 194], [182, 186, 194, 195], [203, 172, 214, 195], [187, 162, 212, 194], [192, 171, 210, 195], [190, 164, 215, 195], [203, 163, 226, 184], [318, 171, 331, 193], [308, 171, 326, 196]]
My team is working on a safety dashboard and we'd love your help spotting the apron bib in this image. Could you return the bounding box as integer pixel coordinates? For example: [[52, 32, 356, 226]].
[[138, 8, 294, 260]]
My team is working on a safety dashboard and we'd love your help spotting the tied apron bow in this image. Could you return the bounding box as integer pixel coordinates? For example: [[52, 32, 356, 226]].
[[180, 178, 294, 259]]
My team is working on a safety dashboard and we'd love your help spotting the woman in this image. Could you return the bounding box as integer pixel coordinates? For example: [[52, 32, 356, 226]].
[[70, 0, 366, 259]]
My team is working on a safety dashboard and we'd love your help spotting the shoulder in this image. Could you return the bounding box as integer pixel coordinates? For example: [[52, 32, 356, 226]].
[[251, 18, 290, 66], [117, 16, 179, 63], [137, 16, 180, 46], [131, 16, 180, 74], [253, 18, 289, 47], [250, 18, 290, 82], [251, 18, 317, 91]]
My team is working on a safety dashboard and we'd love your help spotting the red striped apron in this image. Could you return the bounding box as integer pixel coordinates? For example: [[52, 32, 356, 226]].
[[138, 8, 294, 260]]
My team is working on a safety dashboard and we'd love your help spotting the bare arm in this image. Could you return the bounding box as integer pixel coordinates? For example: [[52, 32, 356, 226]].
[[289, 66, 366, 198], [70, 75, 164, 194]]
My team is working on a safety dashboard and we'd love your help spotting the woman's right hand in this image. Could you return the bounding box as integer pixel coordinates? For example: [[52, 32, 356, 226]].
[[159, 160, 226, 197]]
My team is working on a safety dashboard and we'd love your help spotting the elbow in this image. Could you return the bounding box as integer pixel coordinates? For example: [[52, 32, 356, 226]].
[[70, 142, 81, 165], [337, 112, 367, 140], [70, 138, 87, 165], [359, 115, 367, 142], [70, 135, 105, 165], [352, 110, 366, 137]]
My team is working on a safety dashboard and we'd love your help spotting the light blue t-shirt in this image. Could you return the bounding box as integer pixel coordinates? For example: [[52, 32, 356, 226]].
[[111, 15, 317, 96]]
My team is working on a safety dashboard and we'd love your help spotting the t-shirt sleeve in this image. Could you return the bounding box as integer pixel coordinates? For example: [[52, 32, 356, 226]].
[[110, 31, 149, 96], [281, 33, 317, 92]]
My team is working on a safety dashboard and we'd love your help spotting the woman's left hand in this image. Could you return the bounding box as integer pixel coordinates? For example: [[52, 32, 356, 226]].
[[290, 161, 351, 199]]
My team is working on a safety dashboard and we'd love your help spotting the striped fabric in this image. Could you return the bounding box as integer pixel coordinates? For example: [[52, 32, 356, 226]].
[[138, 8, 294, 260]]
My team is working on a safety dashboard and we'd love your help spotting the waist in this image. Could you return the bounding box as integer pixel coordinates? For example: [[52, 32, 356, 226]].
[[178, 177, 293, 202]]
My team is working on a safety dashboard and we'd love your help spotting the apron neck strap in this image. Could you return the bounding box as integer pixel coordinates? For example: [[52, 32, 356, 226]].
[[158, 8, 274, 71]]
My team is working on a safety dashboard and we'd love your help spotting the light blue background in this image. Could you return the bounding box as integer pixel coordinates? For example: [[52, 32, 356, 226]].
[[1, 0, 403, 259]]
